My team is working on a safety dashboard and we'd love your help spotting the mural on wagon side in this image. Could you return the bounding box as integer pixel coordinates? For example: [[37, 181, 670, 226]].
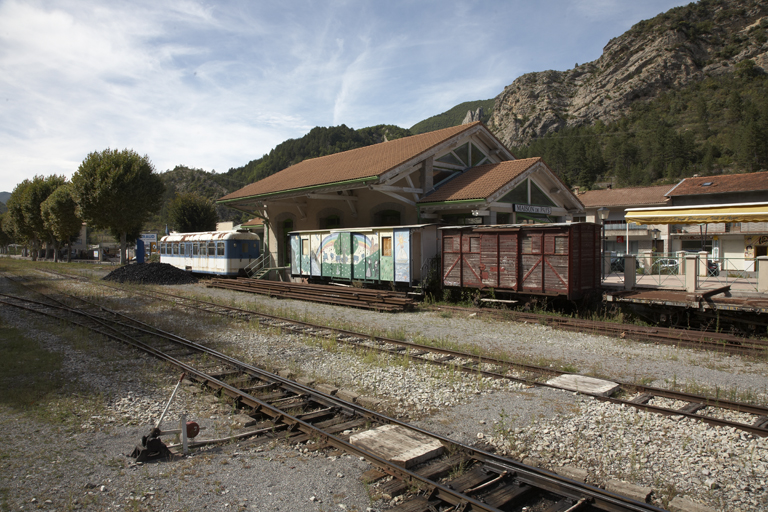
[[291, 229, 412, 282]]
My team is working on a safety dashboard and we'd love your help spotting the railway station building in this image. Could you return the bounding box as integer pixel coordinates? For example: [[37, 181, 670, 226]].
[[218, 122, 585, 271]]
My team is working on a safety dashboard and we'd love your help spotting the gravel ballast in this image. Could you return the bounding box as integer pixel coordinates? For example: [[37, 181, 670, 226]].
[[1, 270, 767, 511]]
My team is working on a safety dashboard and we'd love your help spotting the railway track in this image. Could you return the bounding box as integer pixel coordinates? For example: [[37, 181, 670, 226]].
[[0, 279, 666, 512], [21, 269, 768, 438], [427, 304, 768, 357]]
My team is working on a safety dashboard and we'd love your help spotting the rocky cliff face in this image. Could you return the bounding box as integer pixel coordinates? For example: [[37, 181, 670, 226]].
[[488, 0, 768, 147]]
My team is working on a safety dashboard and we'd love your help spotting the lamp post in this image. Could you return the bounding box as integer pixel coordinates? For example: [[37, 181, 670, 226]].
[[598, 207, 609, 280]]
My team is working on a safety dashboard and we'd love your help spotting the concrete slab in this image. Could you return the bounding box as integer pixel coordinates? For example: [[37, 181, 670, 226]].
[[336, 389, 359, 403], [349, 424, 444, 469], [547, 374, 620, 397], [668, 496, 716, 512], [553, 465, 588, 482], [356, 395, 381, 410], [316, 383, 338, 396], [296, 376, 316, 387], [605, 479, 651, 503]]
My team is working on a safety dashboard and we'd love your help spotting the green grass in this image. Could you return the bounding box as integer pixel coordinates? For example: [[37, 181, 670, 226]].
[[0, 323, 65, 412]]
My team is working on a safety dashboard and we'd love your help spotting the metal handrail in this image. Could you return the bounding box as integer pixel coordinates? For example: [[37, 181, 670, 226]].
[[244, 253, 271, 278]]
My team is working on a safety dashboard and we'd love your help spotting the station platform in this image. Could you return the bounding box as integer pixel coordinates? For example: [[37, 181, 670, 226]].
[[602, 274, 768, 316]]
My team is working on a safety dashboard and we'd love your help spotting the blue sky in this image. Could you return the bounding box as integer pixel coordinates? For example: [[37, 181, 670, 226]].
[[0, 0, 690, 193]]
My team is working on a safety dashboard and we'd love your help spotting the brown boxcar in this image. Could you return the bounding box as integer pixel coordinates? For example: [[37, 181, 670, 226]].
[[440, 223, 601, 300]]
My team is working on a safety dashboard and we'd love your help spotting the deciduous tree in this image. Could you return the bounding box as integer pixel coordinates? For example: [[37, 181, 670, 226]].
[[6, 175, 66, 260], [71, 149, 165, 264], [41, 184, 82, 262], [168, 192, 218, 233]]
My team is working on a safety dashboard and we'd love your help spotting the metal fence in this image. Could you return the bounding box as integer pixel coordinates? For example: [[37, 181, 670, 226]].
[[604, 253, 759, 293], [698, 257, 758, 292]]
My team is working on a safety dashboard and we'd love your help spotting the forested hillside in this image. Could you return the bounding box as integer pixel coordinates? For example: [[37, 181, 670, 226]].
[[510, 67, 768, 189], [156, 166, 248, 226], [409, 99, 494, 134], [226, 124, 411, 186]]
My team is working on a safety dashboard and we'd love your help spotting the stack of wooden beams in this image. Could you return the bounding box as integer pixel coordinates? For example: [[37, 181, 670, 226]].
[[207, 278, 415, 312]]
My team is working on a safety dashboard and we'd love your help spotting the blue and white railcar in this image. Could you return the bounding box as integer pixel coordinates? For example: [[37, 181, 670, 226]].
[[159, 231, 260, 276]]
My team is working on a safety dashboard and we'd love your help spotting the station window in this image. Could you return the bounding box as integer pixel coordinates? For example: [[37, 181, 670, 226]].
[[322, 215, 341, 229], [374, 210, 400, 226]]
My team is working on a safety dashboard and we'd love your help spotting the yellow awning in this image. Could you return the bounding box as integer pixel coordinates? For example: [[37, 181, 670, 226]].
[[625, 202, 768, 225]]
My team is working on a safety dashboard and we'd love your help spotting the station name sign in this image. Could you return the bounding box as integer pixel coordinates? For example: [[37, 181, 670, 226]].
[[514, 204, 552, 215]]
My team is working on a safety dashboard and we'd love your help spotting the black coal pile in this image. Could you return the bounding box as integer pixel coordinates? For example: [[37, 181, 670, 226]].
[[103, 262, 199, 285]]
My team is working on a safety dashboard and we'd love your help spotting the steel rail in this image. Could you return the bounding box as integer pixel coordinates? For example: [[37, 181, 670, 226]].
[[25, 271, 768, 436], [97, 285, 768, 436], [0, 291, 664, 512], [429, 304, 768, 356]]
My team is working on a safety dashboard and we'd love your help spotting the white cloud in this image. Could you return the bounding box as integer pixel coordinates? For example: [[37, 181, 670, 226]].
[[0, 0, 698, 193]]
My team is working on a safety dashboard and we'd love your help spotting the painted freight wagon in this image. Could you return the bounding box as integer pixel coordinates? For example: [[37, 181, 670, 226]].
[[288, 225, 438, 286], [440, 223, 600, 300], [160, 231, 260, 276]]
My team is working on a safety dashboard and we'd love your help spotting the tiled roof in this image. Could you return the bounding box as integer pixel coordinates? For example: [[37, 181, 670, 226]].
[[666, 171, 768, 196], [219, 122, 483, 202], [578, 185, 671, 207], [419, 158, 540, 203]]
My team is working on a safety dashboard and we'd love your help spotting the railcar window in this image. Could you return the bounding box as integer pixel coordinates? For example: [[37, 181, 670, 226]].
[[179, 243, 185, 256], [242, 242, 248, 252], [217, 242, 224, 256], [160, 243, 165, 255], [173, 243, 179, 255], [382, 236, 392, 257], [208, 242, 215, 256], [302, 239, 309, 255], [193, 243, 198, 256]]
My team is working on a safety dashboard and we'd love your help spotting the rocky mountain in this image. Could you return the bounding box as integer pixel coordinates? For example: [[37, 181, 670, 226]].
[[488, 0, 768, 147], [410, 100, 494, 134]]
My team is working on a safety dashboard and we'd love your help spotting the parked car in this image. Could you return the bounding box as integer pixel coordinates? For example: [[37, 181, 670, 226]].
[[652, 258, 679, 275], [610, 257, 639, 272]]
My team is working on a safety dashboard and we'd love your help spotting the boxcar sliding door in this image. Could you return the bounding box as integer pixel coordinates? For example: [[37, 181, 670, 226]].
[[378, 231, 394, 282], [352, 233, 369, 280], [543, 232, 569, 295], [460, 231, 482, 288], [520, 232, 544, 293], [310, 233, 322, 276], [442, 232, 461, 287], [394, 229, 411, 283]]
